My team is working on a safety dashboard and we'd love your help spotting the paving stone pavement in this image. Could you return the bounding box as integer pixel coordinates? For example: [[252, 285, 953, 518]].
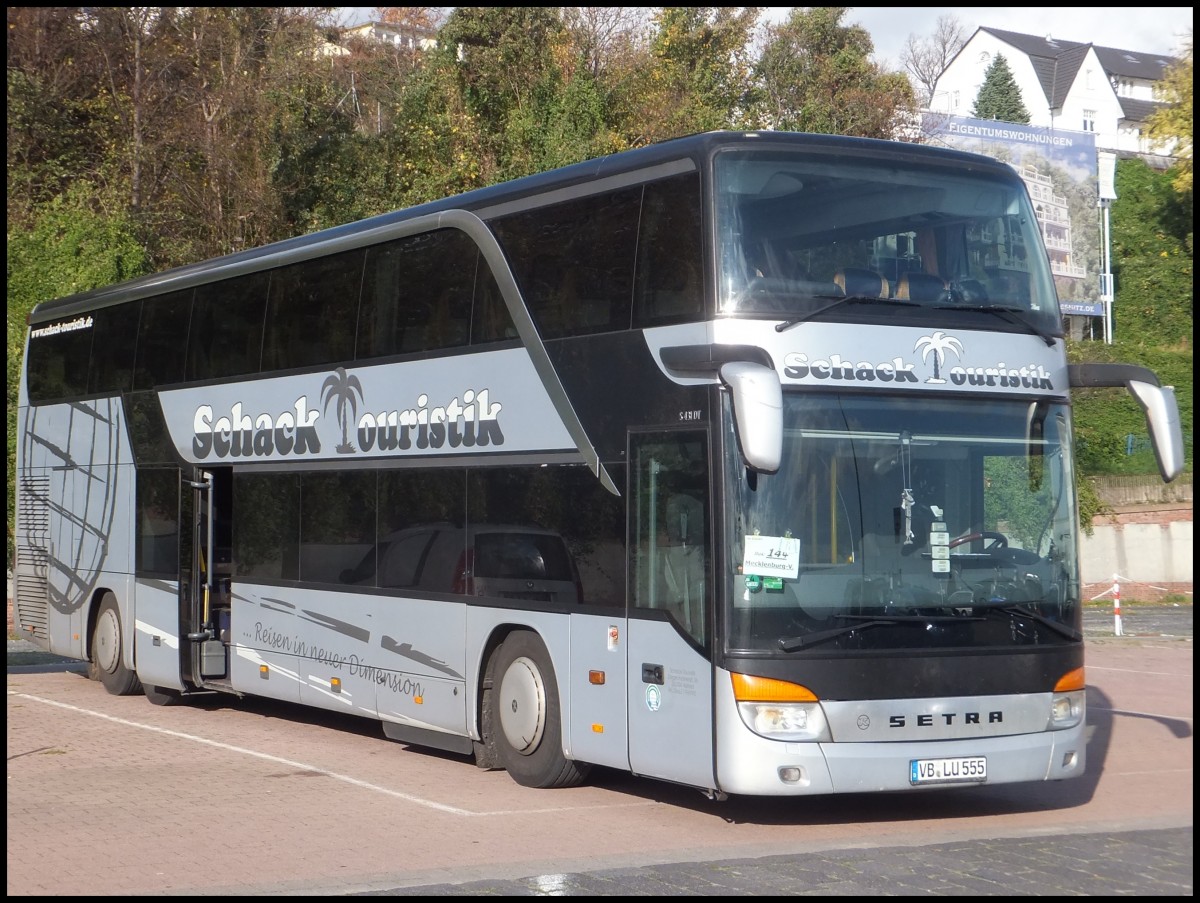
[[9, 601, 1191, 896]]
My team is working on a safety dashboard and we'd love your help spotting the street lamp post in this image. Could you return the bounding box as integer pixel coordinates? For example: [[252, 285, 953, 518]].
[[1097, 151, 1117, 344]]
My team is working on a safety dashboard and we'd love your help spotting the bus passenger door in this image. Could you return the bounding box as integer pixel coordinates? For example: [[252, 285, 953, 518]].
[[185, 466, 231, 683], [627, 432, 716, 790], [132, 466, 193, 692]]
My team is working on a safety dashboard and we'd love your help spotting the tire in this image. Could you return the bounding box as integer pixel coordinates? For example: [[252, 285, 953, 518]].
[[89, 593, 142, 696], [490, 631, 590, 789], [143, 685, 184, 706]]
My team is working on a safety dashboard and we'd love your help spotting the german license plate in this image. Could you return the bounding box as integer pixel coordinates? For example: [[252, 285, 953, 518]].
[[910, 756, 987, 785]]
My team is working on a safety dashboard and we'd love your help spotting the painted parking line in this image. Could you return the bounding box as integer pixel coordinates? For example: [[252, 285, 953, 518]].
[[8, 690, 655, 817]]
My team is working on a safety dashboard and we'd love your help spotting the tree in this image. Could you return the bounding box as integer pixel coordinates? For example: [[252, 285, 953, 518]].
[[754, 6, 916, 138], [900, 14, 967, 108], [167, 7, 336, 258], [437, 6, 568, 179], [1109, 158, 1193, 346], [562, 7, 650, 82], [627, 7, 761, 143], [339, 7, 445, 136], [6, 8, 121, 224], [971, 53, 1029, 123], [1144, 32, 1193, 198], [76, 8, 186, 217]]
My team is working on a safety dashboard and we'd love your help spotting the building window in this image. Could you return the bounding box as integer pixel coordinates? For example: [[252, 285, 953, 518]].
[[1082, 110, 1096, 132]]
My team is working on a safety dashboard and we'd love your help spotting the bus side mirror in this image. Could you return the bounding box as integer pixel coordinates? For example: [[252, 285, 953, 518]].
[[1127, 380, 1184, 483], [720, 361, 782, 474], [1068, 363, 1184, 483]]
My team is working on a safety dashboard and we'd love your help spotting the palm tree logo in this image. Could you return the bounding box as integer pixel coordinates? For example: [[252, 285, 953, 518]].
[[321, 367, 365, 454], [914, 331, 963, 384]]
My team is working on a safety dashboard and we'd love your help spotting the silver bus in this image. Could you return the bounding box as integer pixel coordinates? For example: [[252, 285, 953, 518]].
[[14, 131, 1183, 798]]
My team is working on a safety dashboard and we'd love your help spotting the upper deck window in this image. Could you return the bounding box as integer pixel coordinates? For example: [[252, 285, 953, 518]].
[[714, 149, 1061, 337]]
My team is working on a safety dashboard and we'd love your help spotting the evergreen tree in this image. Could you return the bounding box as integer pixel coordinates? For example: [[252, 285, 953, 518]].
[[971, 53, 1030, 123]]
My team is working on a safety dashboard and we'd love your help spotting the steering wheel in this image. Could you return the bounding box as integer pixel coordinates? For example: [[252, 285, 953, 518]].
[[949, 530, 1009, 551]]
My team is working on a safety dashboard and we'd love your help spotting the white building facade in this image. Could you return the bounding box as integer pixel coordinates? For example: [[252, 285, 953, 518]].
[[930, 27, 1177, 157]]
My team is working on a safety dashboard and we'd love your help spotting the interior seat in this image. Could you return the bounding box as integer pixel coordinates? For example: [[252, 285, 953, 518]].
[[895, 272, 948, 303], [834, 267, 889, 299]]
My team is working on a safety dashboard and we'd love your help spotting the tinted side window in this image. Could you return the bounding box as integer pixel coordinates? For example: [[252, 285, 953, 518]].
[[263, 250, 363, 372], [358, 230, 474, 359], [188, 273, 269, 381], [372, 469, 466, 590], [136, 467, 180, 577], [124, 390, 180, 465], [233, 472, 299, 581], [491, 186, 642, 339], [633, 172, 705, 326], [134, 289, 193, 390], [299, 471, 377, 584], [469, 260, 517, 345], [26, 314, 95, 402], [89, 303, 138, 395], [469, 465, 626, 607]]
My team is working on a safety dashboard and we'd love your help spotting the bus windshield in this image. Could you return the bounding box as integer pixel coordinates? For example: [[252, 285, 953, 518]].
[[714, 149, 1060, 335], [724, 393, 1081, 653]]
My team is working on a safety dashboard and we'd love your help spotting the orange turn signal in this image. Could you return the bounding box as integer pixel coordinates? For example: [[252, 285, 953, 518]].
[[1054, 666, 1085, 692], [731, 673, 819, 703]]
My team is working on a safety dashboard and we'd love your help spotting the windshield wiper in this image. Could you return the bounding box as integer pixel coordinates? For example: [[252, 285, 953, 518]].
[[778, 613, 965, 652], [776, 295, 919, 332], [936, 303, 1058, 347], [975, 602, 1083, 641]]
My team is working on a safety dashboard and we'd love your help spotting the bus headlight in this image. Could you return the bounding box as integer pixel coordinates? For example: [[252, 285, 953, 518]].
[[731, 673, 831, 742], [737, 700, 830, 741], [1049, 690, 1084, 730]]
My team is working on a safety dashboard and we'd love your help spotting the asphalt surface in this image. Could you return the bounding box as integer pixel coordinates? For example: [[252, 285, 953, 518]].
[[353, 828, 1193, 896], [8, 604, 1192, 896]]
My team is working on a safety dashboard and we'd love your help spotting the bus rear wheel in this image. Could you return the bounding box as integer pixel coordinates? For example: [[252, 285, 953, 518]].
[[89, 593, 142, 696], [491, 630, 590, 789]]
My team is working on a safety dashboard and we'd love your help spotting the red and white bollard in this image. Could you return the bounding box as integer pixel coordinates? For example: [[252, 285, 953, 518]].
[[1112, 574, 1123, 636]]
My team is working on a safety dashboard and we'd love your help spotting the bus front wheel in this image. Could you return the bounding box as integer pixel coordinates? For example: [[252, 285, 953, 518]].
[[491, 631, 590, 789], [89, 593, 142, 696]]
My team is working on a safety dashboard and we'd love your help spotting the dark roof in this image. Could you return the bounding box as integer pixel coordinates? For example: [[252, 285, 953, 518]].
[[1118, 96, 1168, 124], [1093, 45, 1176, 80], [1037, 44, 1089, 108], [977, 27, 1177, 107]]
